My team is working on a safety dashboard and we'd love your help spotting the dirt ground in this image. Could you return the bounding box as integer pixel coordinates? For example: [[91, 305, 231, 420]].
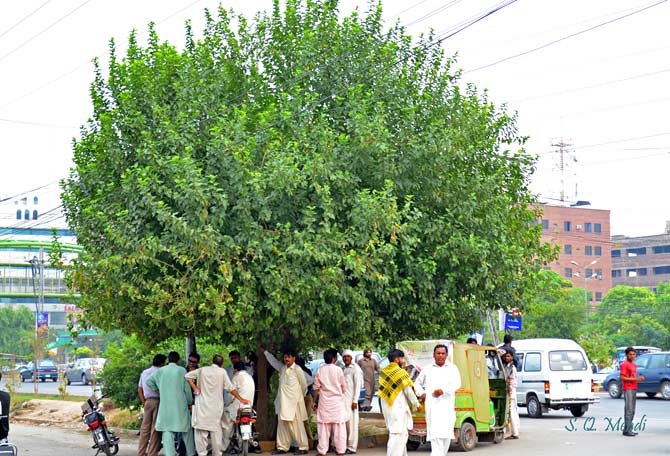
[[11, 399, 122, 429]]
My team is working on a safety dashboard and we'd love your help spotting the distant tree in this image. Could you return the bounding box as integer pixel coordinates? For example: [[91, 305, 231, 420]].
[[591, 286, 670, 349], [518, 270, 585, 340], [0, 306, 34, 357], [578, 332, 616, 366], [62, 0, 553, 432]]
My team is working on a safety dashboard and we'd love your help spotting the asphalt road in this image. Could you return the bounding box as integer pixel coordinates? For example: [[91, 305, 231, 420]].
[[0, 378, 96, 397], [5, 393, 670, 456]]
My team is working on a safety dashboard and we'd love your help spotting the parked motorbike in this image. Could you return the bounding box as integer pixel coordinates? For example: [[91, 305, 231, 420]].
[[81, 394, 120, 456], [0, 441, 17, 456], [232, 407, 259, 456]]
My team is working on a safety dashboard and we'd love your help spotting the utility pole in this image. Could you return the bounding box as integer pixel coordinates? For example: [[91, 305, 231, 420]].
[[550, 139, 575, 202]]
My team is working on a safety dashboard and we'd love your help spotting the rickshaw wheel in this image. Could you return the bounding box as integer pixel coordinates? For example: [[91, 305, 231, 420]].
[[406, 441, 420, 451], [457, 422, 477, 452], [493, 431, 504, 444]]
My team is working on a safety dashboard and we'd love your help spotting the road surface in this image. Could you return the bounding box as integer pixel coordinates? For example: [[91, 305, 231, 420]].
[[5, 392, 670, 455]]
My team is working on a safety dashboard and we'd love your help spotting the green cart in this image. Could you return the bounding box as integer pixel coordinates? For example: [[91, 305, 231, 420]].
[[397, 340, 509, 452]]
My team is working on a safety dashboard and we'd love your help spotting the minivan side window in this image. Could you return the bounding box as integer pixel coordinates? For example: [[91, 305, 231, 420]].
[[517, 353, 524, 371], [648, 354, 665, 369], [635, 355, 650, 369], [549, 350, 587, 371], [524, 353, 541, 372]]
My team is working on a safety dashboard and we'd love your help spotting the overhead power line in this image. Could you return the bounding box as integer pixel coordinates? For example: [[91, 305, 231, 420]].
[[465, 0, 669, 74], [0, 0, 93, 65], [577, 131, 670, 150], [0, 181, 59, 204], [0, 116, 76, 129], [0, 0, 53, 40], [514, 67, 670, 103]]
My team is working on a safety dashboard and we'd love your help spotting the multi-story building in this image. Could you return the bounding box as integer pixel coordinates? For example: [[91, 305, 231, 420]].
[[0, 190, 80, 330], [539, 204, 612, 304], [611, 222, 670, 291]]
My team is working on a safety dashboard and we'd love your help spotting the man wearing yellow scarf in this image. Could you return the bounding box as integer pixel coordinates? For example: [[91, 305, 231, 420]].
[[378, 349, 420, 456]]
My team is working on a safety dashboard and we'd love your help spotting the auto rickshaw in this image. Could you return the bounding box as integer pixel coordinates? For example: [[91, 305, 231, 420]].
[[396, 340, 509, 452]]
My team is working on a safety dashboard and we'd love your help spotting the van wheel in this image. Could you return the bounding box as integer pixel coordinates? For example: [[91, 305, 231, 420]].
[[660, 381, 670, 400], [570, 405, 587, 417], [526, 396, 543, 418], [457, 422, 477, 451], [607, 381, 622, 399]]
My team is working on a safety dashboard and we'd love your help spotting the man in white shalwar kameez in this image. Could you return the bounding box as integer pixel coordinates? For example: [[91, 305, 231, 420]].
[[415, 344, 461, 456], [379, 349, 420, 456], [264, 347, 309, 454], [185, 354, 250, 456], [342, 350, 363, 454], [222, 361, 257, 452]]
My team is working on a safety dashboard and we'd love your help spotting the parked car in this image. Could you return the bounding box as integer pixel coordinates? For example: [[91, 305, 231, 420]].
[[20, 360, 59, 382], [603, 351, 670, 400], [66, 358, 108, 385], [592, 365, 614, 391], [512, 338, 599, 418], [309, 357, 366, 406]]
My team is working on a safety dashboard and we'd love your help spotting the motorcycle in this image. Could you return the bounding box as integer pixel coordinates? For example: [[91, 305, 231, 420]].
[[0, 441, 17, 456], [231, 406, 259, 456], [81, 394, 120, 456]]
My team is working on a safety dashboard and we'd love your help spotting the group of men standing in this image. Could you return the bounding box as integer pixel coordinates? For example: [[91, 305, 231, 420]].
[[137, 350, 254, 456], [263, 347, 364, 456]]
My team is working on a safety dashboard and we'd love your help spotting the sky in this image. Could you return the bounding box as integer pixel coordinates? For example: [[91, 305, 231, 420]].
[[0, 0, 669, 236]]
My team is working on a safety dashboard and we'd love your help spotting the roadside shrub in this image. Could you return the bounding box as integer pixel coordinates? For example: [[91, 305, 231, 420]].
[[99, 334, 151, 410]]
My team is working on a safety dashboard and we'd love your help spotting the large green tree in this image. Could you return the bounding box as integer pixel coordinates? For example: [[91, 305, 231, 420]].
[[0, 306, 34, 357], [62, 0, 552, 428]]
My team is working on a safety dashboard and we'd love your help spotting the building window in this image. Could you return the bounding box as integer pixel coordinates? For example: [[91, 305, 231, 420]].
[[595, 268, 602, 279], [564, 244, 572, 254], [594, 223, 602, 233], [595, 246, 602, 256], [32, 210, 38, 220], [15, 210, 21, 220], [586, 268, 593, 278], [595, 292, 603, 301], [612, 270, 622, 278], [627, 269, 637, 277], [24, 209, 29, 220], [585, 245, 593, 256], [33, 196, 38, 205], [542, 219, 549, 230], [639, 268, 648, 276], [564, 221, 571, 232], [585, 223, 592, 233], [564, 267, 573, 278], [653, 266, 670, 275], [652, 245, 670, 254], [627, 247, 646, 256], [612, 249, 621, 257]]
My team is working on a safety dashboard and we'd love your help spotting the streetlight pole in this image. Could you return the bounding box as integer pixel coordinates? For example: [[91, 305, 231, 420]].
[[571, 259, 599, 325], [28, 255, 40, 395]]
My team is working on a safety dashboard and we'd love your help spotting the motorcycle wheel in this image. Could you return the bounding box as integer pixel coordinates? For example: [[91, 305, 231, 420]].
[[99, 443, 113, 456], [110, 443, 119, 455], [242, 440, 249, 456]]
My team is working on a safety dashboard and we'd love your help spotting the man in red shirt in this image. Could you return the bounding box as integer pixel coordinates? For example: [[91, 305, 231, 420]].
[[620, 347, 645, 437]]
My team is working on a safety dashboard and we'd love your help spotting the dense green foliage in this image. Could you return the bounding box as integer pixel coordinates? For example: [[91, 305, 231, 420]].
[[516, 272, 670, 364], [0, 306, 34, 357], [517, 270, 586, 341], [590, 284, 670, 349], [62, 0, 551, 351], [100, 334, 148, 409]]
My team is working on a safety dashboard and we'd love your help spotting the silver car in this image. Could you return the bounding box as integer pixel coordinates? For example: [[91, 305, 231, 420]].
[[66, 358, 108, 385]]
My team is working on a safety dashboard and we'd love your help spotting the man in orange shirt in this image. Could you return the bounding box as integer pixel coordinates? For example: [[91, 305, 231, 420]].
[[620, 347, 645, 437]]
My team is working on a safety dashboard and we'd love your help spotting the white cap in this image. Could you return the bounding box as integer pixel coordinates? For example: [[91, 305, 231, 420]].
[[343, 349, 354, 357]]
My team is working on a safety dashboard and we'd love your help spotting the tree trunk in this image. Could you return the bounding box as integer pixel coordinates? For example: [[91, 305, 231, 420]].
[[256, 349, 270, 440], [185, 335, 197, 362]]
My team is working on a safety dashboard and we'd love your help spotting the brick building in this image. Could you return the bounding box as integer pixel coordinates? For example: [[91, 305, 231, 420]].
[[539, 204, 612, 304], [611, 222, 670, 290]]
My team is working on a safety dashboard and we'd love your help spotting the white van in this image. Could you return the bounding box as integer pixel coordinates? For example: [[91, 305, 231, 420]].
[[512, 338, 598, 418]]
